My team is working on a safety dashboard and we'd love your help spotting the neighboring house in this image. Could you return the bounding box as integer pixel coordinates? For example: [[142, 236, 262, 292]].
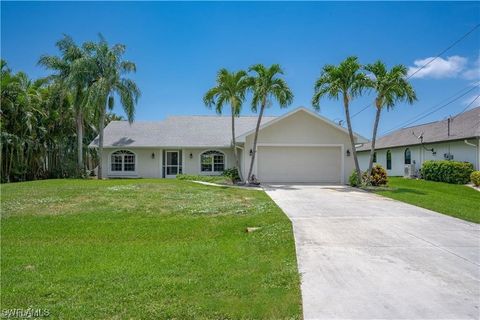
[[357, 106, 480, 176], [89, 107, 368, 183]]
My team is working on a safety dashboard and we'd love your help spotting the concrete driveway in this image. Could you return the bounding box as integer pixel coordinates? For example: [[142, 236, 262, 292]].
[[264, 184, 480, 320]]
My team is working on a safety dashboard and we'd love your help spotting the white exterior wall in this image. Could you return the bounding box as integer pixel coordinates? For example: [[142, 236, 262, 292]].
[[242, 110, 357, 183], [182, 147, 236, 175], [358, 138, 479, 176], [102, 148, 163, 178], [101, 147, 237, 178]]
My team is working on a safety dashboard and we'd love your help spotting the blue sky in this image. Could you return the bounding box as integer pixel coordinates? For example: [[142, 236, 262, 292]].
[[1, 1, 479, 138]]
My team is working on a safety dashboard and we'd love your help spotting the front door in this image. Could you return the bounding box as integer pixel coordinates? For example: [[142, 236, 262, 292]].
[[166, 151, 180, 178]]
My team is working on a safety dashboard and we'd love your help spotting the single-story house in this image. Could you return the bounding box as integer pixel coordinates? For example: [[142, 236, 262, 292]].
[[89, 107, 368, 184], [357, 106, 480, 176]]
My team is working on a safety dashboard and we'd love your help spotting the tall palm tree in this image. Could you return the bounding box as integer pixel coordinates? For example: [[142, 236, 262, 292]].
[[364, 61, 417, 176], [203, 69, 248, 180], [246, 64, 293, 183], [77, 34, 140, 179], [312, 56, 368, 182], [38, 35, 88, 172]]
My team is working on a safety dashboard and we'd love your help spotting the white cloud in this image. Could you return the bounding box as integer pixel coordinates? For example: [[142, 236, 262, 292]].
[[407, 55, 467, 79], [462, 55, 480, 80]]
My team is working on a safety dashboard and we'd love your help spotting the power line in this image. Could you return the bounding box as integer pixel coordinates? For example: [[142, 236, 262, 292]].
[[382, 84, 479, 135], [407, 23, 480, 79], [453, 94, 479, 118], [381, 83, 480, 135], [351, 23, 480, 119], [351, 103, 372, 118], [376, 82, 477, 135]]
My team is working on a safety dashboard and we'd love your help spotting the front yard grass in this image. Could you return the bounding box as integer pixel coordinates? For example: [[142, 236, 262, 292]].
[[1, 179, 302, 319], [375, 177, 480, 223], [176, 173, 230, 184]]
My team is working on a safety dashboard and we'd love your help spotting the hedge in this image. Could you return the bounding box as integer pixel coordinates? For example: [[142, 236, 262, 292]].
[[421, 160, 474, 184]]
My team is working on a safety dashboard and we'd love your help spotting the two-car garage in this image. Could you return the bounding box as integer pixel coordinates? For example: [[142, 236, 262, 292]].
[[239, 108, 366, 184], [256, 145, 343, 183]]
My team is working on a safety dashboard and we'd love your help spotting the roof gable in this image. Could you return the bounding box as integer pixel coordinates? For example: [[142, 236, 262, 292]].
[[89, 106, 370, 148], [236, 107, 368, 143]]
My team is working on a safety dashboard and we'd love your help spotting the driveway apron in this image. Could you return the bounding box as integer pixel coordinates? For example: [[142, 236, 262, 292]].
[[264, 184, 480, 320]]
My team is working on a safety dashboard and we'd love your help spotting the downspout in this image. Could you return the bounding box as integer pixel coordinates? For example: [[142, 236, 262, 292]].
[[464, 139, 476, 147], [464, 139, 479, 170]]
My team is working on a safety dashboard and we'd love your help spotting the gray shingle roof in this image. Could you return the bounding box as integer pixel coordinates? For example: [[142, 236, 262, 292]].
[[357, 106, 480, 151], [89, 115, 277, 148]]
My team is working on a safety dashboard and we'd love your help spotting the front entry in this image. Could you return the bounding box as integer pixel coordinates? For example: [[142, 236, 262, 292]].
[[165, 151, 180, 178]]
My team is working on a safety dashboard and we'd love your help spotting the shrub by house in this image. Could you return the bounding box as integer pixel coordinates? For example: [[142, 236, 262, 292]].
[[421, 160, 474, 184], [471, 171, 480, 187]]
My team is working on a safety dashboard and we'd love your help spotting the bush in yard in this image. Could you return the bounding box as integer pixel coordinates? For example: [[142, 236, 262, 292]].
[[221, 167, 240, 183], [349, 170, 362, 187], [363, 164, 388, 186], [421, 160, 474, 184], [471, 171, 480, 186]]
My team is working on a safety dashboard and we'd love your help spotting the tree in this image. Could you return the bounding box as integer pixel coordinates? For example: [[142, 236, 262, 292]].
[[246, 64, 293, 183], [312, 56, 368, 183], [38, 35, 89, 172], [1, 60, 77, 181], [77, 35, 140, 179], [364, 61, 417, 176], [203, 69, 248, 180]]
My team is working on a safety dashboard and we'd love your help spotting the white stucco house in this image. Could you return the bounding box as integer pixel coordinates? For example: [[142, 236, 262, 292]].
[[357, 107, 480, 176], [89, 107, 368, 184]]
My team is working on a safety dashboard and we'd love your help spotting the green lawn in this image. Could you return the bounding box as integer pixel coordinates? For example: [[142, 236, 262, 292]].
[[375, 177, 480, 223], [1, 179, 302, 319]]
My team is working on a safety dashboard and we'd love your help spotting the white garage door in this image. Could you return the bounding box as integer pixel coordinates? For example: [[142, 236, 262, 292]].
[[257, 146, 342, 183]]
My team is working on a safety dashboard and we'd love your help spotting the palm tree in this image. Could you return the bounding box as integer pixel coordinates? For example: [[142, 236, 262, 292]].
[[38, 35, 88, 172], [203, 69, 248, 180], [77, 35, 140, 179], [364, 61, 417, 176], [246, 64, 293, 183], [312, 56, 368, 183]]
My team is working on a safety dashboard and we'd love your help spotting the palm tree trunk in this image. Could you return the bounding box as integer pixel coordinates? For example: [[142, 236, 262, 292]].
[[231, 107, 242, 181], [367, 106, 382, 175], [246, 103, 265, 183], [97, 105, 106, 179], [76, 109, 84, 172], [343, 94, 362, 183]]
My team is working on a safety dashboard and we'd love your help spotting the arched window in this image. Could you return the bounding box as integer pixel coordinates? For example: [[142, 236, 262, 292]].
[[373, 152, 377, 163], [111, 150, 136, 172], [200, 150, 225, 172], [386, 150, 392, 170], [404, 148, 411, 165]]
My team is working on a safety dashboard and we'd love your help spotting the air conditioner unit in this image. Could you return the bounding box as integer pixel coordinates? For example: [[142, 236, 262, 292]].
[[404, 164, 416, 178]]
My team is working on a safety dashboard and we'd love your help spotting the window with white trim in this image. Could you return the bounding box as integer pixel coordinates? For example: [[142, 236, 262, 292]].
[[200, 150, 225, 172], [111, 150, 136, 172]]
